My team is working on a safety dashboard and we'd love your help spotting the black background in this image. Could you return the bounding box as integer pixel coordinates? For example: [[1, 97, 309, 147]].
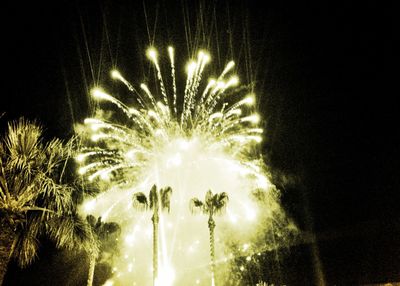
[[2, 0, 397, 285]]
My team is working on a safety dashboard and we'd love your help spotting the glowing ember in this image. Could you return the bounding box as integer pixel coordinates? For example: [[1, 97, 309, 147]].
[[76, 47, 292, 285]]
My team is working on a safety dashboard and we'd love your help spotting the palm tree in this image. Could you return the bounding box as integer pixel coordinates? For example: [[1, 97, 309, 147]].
[[86, 215, 121, 286], [0, 118, 92, 284], [132, 185, 172, 286], [190, 190, 229, 286]]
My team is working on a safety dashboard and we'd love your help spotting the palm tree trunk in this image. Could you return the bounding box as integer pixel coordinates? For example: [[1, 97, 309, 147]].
[[152, 212, 159, 286], [0, 221, 16, 285], [208, 215, 216, 286], [87, 251, 97, 286]]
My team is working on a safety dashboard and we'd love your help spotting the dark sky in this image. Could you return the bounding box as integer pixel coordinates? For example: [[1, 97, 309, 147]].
[[3, 0, 397, 284]]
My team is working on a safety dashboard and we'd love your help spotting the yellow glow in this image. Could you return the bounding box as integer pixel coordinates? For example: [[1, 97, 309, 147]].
[[177, 139, 191, 150], [253, 135, 262, 143], [125, 234, 135, 245], [111, 70, 121, 79], [125, 150, 137, 160], [245, 206, 257, 221], [209, 112, 223, 121], [91, 88, 112, 101], [257, 175, 269, 188], [198, 50, 210, 63], [227, 209, 238, 224], [198, 50, 205, 59], [91, 134, 100, 142], [76, 48, 293, 286], [166, 153, 182, 167], [228, 109, 242, 116], [78, 167, 88, 175], [100, 172, 110, 181], [102, 280, 114, 286], [223, 61, 235, 75], [244, 95, 255, 105], [244, 114, 260, 124], [148, 110, 157, 118], [186, 61, 197, 75], [146, 47, 158, 61], [156, 264, 175, 286], [226, 75, 239, 87], [84, 200, 96, 213], [76, 154, 86, 163]]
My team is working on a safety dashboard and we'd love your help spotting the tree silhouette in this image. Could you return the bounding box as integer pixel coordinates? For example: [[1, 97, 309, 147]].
[[190, 190, 229, 286], [132, 185, 172, 286], [0, 118, 92, 284], [85, 215, 121, 286]]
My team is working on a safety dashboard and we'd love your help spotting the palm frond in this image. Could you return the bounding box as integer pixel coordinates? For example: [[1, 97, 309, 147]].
[[204, 190, 214, 212], [86, 215, 121, 256], [86, 214, 97, 228], [132, 192, 148, 211], [36, 174, 73, 213], [12, 221, 40, 268], [5, 118, 42, 174], [48, 213, 97, 254], [149, 184, 158, 210], [0, 117, 86, 268], [213, 192, 229, 214], [102, 222, 121, 235], [189, 198, 204, 214], [191, 190, 229, 216], [0, 164, 10, 201], [160, 186, 172, 212]]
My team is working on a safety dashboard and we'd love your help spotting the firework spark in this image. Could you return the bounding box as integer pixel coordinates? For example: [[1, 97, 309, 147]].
[[77, 47, 292, 285]]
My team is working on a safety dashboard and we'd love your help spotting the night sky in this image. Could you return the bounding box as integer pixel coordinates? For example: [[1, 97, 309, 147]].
[[2, 0, 397, 285]]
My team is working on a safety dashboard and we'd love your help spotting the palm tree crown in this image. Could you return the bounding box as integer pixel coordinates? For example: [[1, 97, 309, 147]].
[[0, 118, 91, 283], [133, 185, 172, 213], [190, 190, 229, 286], [190, 190, 229, 216]]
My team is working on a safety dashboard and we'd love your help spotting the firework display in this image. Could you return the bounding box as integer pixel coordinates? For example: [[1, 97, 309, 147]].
[[77, 47, 292, 285]]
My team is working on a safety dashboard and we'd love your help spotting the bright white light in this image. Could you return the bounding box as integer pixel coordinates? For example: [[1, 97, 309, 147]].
[[91, 88, 112, 101], [245, 114, 260, 124], [125, 234, 135, 245], [84, 200, 96, 213], [111, 70, 121, 79], [245, 206, 257, 221], [76, 47, 292, 286], [76, 154, 85, 162], [166, 153, 182, 168], [244, 95, 255, 105], [157, 264, 175, 286], [147, 48, 158, 61], [102, 280, 114, 286], [186, 61, 197, 74]]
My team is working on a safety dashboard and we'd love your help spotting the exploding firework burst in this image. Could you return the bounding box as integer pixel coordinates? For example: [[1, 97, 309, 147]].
[[76, 47, 293, 286]]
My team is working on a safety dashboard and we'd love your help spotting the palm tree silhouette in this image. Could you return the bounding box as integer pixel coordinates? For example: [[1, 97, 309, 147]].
[[0, 118, 91, 284], [132, 185, 172, 286], [190, 190, 229, 286], [85, 215, 121, 286]]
